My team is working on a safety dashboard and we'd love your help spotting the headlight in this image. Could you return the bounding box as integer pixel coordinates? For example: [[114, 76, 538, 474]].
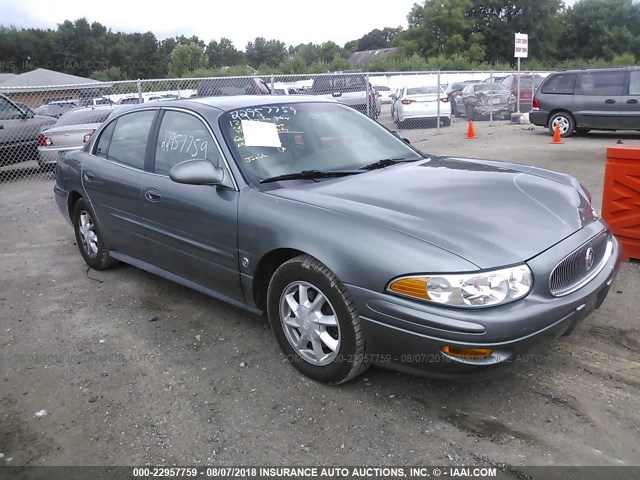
[[387, 265, 533, 308]]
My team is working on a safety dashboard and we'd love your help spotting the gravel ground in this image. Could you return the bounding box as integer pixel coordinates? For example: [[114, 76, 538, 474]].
[[1, 107, 639, 473]]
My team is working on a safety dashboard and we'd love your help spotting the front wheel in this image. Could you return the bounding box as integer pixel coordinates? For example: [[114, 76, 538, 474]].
[[267, 255, 369, 384], [73, 198, 118, 270], [548, 112, 575, 138]]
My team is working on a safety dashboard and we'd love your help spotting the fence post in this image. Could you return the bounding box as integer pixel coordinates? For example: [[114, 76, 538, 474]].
[[489, 71, 494, 124], [366, 72, 370, 118], [271, 74, 275, 95], [137, 79, 142, 103], [531, 70, 535, 113], [437, 71, 441, 134]]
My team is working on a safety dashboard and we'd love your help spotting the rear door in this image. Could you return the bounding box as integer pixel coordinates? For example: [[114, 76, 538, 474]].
[[572, 71, 625, 130], [81, 109, 157, 261], [139, 108, 242, 300], [620, 70, 640, 129]]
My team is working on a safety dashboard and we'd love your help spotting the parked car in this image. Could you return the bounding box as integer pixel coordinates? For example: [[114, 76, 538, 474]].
[[446, 80, 483, 116], [38, 106, 114, 167], [54, 96, 620, 384], [459, 83, 516, 120], [484, 76, 508, 84], [0, 93, 56, 167], [500, 74, 544, 112], [33, 100, 79, 119], [390, 87, 402, 118], [393, 85, 450, 127], [79, 97, 114, 107], [373, 85, 393, 103], [530, 68, 640, 137], [311, 73, 380, 119], [197, 77, 270, 97], [118, 97, 142, 105], [272, 83, 303, 95]]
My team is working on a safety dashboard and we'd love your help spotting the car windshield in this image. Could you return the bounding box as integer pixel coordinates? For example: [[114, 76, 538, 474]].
[[406, 86, 441, 95], [220, 102, 422, 185], [55, 108, 113, 126]]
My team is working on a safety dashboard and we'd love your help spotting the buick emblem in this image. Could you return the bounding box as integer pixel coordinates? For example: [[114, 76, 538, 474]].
[[585, 247, 595, 271]]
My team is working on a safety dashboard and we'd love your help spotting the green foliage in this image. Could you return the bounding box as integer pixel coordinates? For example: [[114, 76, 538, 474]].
[[206, 38, 244, 68], [90, 66, 125, 81], [245, 37, 287, 68], [168, 42, 207, 77]]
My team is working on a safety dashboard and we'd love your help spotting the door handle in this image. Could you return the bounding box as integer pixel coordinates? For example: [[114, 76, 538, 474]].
[[605, 99, 616, 104], [144, 189, 161, 202], [627, 99, 638, 104], [83, 171, 95, 182]]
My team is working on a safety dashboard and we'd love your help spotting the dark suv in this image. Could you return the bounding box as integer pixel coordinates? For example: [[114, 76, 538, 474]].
[[197, 77, 270, 97], [530, 68, 640, 137]]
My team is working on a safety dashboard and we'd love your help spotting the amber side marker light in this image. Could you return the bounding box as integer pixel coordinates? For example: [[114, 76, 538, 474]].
[[388, 277, 430, 300], [441, 345, 494, 360]]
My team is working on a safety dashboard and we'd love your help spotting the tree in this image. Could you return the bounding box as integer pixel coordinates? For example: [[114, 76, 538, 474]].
[[561, 0, 640, 60], [357, 27, 403, 51], [206, 38, 244, 68], [245, 37, 287, 68], [168, 42, 206, 77]]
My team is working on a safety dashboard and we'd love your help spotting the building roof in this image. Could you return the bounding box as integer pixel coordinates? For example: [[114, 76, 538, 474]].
[[348, 48, 399, 68], [0, 68, 109, 92], [0, 73, 18, 84]]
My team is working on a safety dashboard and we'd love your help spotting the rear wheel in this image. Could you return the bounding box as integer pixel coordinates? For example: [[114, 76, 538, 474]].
[[548, 112, 575, 137], [267, 255, 369, 384], [72, 198, 118, 270]]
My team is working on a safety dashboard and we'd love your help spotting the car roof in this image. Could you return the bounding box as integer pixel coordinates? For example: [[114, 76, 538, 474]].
[[555, 67, 639, 74], [147, 95, 339, 112]]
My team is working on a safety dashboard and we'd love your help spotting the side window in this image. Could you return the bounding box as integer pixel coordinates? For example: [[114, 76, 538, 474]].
[[0, 96, 22, 120], [541, 73, 576, 94], [629, 72, 640, 95], [154, 111, 220, 176], [106, 110, 156, 169], [575, 71, 625, 96], [94, 120, 116, 158]]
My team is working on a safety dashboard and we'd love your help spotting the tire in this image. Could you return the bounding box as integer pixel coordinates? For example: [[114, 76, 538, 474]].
[[441, 117, 451, 127], [267, 255, 369, 384], [466, 105, 476, 121], [72, 198, 118, 270], [548, 111, 575, 137]]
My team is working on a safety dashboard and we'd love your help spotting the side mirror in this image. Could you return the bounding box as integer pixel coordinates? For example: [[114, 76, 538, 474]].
[[169, 159, 224, 185]]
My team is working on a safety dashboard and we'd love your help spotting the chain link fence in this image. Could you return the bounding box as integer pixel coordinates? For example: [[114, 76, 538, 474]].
[[0, 70, 551, 184]]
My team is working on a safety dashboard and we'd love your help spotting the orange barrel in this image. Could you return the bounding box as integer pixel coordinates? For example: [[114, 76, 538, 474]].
[[602, 145, 640, 261]]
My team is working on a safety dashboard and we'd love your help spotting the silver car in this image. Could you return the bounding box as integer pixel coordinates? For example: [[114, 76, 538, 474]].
[[38, 107, 114, 166]]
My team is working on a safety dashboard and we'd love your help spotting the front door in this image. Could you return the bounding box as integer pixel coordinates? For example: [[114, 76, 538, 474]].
[[139, 109, 242, 301]]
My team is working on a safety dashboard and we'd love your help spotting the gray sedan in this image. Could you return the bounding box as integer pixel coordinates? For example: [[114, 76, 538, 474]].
[[54, 96, 622, 384], [38, 107, 114, 166]]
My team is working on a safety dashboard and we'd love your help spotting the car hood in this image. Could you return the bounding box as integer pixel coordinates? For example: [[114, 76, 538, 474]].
[[268, 157, 595, 269]]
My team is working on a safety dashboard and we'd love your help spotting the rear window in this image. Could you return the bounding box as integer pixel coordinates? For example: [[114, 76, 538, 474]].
[[407, 86, 440, 95], [55, 108, 113, 126], [475, 84, 508, 92], [198, 78, 269, 96], [312, 75, 367, 93], [541, 73, 576, 95]]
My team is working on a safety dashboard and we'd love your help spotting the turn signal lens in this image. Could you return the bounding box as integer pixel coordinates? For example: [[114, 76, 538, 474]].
[[442, 346, 494, 360], [388, 277, 429, 300]]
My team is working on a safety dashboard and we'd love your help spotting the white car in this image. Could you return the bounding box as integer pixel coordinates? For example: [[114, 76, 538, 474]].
[[373, 85, 393, 103], [272, 83, 303, 95], [393, 86, 451, 128]]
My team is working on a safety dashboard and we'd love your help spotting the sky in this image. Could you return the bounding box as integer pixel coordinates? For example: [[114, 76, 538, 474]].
[[0, 0, 421, 49]]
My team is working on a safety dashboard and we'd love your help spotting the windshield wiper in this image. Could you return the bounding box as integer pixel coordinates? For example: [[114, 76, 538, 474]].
[[359, 156, 422, 171], [260, 169, 364, 184]]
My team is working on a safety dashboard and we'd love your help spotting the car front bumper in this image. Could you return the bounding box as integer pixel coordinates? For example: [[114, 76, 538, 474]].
[[345, 226, 622, 380]]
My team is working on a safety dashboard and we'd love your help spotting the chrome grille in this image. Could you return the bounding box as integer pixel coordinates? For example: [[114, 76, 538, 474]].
[[549, 232, 611, 297]]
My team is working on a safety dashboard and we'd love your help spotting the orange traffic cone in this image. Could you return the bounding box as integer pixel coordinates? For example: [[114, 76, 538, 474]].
[[466, 120, 477, 139], [551, 123, 563, 144]]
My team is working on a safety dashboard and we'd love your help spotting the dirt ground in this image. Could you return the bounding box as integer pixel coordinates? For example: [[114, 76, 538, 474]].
[[1, 106, 639, 473]]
